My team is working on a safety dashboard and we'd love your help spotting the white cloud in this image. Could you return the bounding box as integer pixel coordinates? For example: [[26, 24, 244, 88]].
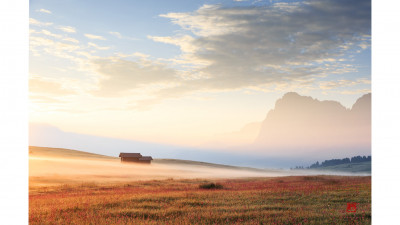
[[41, 29, 62, 39], [320, 78, 371, 90], [109, 31, 122, 38], [29, 18, 53, 27], [62, 37, 79, 44], [30, 36, 55, 47], [29, 28, 38, 34], [114, 52, 150, 59], [84, 34, 106, 40], [92, 57, 179, 97], [29, 76, 76, 96], [148, 35, 198, 53], [109, 31, 138, 40], [88, 42, 110, 50], [57, 26, 76, 33], [37, 9, 52, 14], [340, 89, 371, 95], [30, 35, 85, 66]]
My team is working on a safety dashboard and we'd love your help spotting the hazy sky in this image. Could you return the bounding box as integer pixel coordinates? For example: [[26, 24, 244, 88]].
[[29, 0, 371, 147]]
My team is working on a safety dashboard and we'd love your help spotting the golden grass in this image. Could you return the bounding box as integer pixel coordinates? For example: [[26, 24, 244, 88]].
[[30, 176, 371, 224]]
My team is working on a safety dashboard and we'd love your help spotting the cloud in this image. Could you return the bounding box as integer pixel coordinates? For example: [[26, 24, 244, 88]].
[[340, 89, 371, 95], [29, 95, 66, 104], [62, 37, 79, 43], [92, 57, 179, 97], [109, 31, 138, 40], [152, 0, 370, 95], [29, 34, 88, 72], [109, 31, 122, 38], [30, 0, 371, 112], [37, 9, 52, 14], [88, 42, 110, 50], [85, 0, 370, 109], [57, 26, 76, 33], [29, 76, 77, 96], [29, 18, 53, 27], [41, 29, 62, 39], [84, 34, 106, 40], [30, 36, 79, 52], [319, 78, 371, 90], [148, 35, 198, 53]]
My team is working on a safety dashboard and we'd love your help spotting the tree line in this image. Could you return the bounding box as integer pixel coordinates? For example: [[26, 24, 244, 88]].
[[292, 155, 371, 170]]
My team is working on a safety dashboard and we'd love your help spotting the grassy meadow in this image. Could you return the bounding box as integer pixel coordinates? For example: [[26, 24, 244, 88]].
[[29, 147, 371, 224], [30, 176, 371, 225]]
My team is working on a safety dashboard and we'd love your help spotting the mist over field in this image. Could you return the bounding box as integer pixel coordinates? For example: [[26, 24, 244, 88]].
[[29, 156, 277, 186], [29, 147, 369, 188], [28, 147, 283, 187]]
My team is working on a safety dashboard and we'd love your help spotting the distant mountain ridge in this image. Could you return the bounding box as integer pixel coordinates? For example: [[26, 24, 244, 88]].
[[254, 92, 371, 158]]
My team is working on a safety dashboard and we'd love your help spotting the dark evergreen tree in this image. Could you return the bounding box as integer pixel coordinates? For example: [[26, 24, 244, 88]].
[[304, 155, 371, 169]]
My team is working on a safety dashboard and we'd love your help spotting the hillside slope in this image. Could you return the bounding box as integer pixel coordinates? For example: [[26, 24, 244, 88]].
[[29, 146, 118, 160], [29, 146, 265, 171]]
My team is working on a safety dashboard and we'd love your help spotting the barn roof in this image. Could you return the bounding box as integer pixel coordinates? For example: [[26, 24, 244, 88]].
[[119, 153, 142, 158], [139, 156, 153, 161]]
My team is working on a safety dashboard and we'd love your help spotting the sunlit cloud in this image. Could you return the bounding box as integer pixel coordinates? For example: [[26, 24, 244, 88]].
[[62, 37, 79, 43], [109, 31, 122, 38], [29, 0, 371, 113], [88, 42, 110, 50], [37, 8, 52, 14], [319, 78, 371, 90], [92, 57, 179, 97], [57, 25, 76, 33], [109, 31, 138, 40], [41, 29, 62, 39], [84, 33, 106, 40], [148, 35, 198, 53], [29, 34, 92, 75], [29, 76, 77, 96], [71, 0, 372, 110], [339, 89, 371, 95], [29, 95, 66, 104], [29, 18, 53, 27], [144, 0, 371, 100]]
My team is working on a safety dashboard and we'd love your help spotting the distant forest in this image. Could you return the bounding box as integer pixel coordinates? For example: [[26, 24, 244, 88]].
[[292, 155, 371, 169]]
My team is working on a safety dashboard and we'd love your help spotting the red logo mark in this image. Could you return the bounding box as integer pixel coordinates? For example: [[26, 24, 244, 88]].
[[346, 202, 358, 213]]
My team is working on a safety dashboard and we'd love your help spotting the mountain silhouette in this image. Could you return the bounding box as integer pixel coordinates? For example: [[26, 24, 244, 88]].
[[254, 92, 371, 157]]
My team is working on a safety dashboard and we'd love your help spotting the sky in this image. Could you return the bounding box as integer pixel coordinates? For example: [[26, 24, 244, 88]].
[[29, 0, 371, 148]]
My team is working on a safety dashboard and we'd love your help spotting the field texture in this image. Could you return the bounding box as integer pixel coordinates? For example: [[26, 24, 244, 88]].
[[30, 176, 371, 225]]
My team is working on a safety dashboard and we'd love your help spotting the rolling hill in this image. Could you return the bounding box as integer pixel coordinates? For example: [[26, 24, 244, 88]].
[[29, 146, 264, 171], [29, 146, 117, 160]]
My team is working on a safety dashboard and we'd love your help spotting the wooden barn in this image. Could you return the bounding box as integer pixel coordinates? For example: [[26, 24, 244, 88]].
[[119, 153, 153, 164]]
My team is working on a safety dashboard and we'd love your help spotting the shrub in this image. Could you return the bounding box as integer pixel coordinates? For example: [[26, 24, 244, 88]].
[[199, 182, 223, 189]]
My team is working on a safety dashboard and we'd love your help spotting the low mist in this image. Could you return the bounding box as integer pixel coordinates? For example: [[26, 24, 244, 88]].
[[29, 155, 367, 187]]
